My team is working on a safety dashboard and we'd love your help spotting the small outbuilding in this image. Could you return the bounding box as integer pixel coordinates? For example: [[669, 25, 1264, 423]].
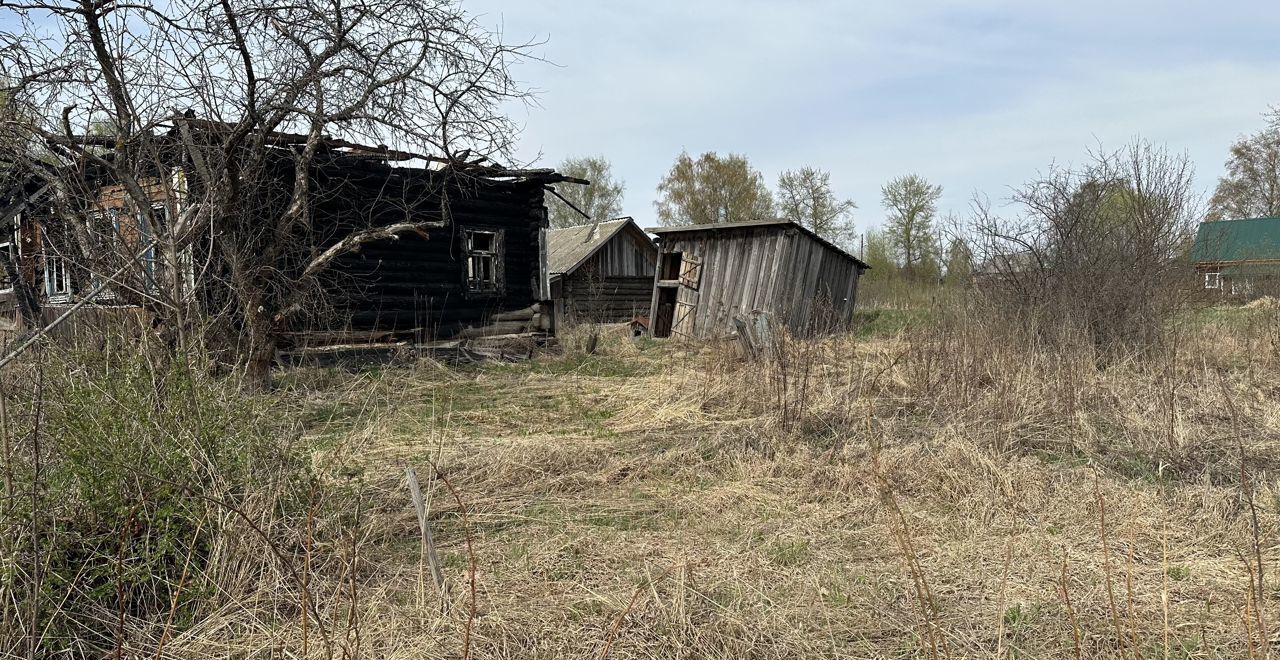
[[647, 219, 869, 339], [548, 217, 657, 329]]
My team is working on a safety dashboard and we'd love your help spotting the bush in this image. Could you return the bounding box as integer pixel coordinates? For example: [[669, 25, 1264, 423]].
[[0, 346, 308, 657], [972, 140, 1197, 355]]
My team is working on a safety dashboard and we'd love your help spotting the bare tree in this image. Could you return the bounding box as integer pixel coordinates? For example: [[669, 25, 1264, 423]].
[[1207, 111, 1280, 221], [881, 174, 942, 280], [0, 0, 534, 388], [777, 166, 855, 248], [972, 140, 1198, 352], [654, 151, 773, 226], [548, 155, 624, 228]]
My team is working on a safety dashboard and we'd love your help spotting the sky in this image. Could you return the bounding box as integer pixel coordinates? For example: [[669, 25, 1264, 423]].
[[467, 1, 1280, 233]]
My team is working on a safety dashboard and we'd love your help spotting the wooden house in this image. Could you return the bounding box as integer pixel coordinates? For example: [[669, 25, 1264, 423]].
[[1192, 217, 1280, 298], [0, 128, 579, 345], [647, 219, 869, 339], [547, 217, 656, 329]]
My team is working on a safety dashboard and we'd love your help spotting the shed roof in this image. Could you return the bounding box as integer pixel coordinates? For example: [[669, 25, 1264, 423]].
[[648, 219, 870, 269], [547, 217, 653, 275], [1192, 217, 1280, 264]]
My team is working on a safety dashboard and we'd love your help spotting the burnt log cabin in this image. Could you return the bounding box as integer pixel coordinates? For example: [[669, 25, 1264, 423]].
[[0, 129, 582, 347], [306, 156, 574, 343]]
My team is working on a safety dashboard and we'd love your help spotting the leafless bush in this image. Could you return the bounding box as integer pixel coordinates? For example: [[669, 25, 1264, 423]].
[[972, 140, 1199, 354]]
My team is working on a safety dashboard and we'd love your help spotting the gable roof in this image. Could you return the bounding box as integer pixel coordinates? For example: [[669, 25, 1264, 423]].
[[647, 219, 870, 269], [547, 217, 655, 275], [1192, 217, 1280, 264]]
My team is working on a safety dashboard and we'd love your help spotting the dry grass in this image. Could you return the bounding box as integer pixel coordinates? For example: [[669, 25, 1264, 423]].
[[147, 311, 1280, 659]]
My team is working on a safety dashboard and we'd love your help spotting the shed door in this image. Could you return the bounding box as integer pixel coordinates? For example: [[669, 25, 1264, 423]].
[[672, 300, 697, 338], [679, 255, 702, 290]]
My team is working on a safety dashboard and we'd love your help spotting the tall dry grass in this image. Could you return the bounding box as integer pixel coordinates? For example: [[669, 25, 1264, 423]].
[[2, 298, 1277, 658]]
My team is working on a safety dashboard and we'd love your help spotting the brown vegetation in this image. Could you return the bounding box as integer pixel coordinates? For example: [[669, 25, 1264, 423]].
[[5, 296, 1276, 658]]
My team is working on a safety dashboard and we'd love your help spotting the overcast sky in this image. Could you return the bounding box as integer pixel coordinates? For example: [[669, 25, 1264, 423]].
[[468, 1, 1280, 232]]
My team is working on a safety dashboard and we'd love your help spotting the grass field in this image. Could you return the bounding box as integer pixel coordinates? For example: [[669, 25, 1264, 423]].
[[153, 304, 1280, 659]]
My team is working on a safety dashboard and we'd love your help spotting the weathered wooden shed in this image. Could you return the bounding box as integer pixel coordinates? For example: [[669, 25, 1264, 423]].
[[647, 220, 868, 339], [547, 217, 656, 328]]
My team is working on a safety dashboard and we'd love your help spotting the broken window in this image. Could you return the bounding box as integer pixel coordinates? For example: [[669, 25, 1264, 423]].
[[660, 252, 683, 281], [44, 248, 72, 302], [1203, 272, 1221, 290], [139, 205, 160, 292], [464, 229, 501, 292]]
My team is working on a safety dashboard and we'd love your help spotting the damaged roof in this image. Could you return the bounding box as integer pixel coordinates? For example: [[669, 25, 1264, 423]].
[[547, 218, 647, 275], [648, 219, 870, 269], [547, 217, 650, 275]]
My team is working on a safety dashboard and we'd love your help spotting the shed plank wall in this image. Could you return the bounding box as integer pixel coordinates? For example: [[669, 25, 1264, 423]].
[[595, 228, 655, 278], [655, 225, 861, 338]]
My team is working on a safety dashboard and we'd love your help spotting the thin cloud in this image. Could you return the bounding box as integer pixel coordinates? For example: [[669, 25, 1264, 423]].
[[473, 1, 1280, 229]]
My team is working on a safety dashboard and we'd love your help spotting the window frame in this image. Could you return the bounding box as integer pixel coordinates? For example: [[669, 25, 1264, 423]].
[[1203, 272, 1221, 290], [463, 228, 503, 294], [0, 213, 17, 295], [44, 245, 73, 303], [88, 208, 120, 301], [139, 204, 161, 292]]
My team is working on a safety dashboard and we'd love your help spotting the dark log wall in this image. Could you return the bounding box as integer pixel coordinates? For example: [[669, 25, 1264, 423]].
[[5, 158, 554, 343], [318, 171, 548, 339], [558, 273, 652, 325]]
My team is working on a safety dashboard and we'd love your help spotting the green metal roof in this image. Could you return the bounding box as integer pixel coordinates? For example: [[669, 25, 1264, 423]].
[[1192, 217, 1280, 264]]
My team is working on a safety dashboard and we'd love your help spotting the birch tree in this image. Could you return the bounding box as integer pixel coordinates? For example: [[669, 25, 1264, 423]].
[[654, 151, 773, 226], [777, 166, 855, 248]]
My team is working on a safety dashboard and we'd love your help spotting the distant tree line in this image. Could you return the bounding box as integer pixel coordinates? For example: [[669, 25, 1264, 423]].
[[1208, 108, 1280, 221], [550, 105, 1280, 294], [549, 151, 857, 249]]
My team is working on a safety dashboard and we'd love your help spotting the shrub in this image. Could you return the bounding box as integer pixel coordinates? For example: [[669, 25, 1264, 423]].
[[972, 140, 1198, 355], [0, 347, 308, 657]]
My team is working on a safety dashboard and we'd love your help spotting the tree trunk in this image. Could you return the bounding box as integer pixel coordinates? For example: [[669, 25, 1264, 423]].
[[244, 331, 275, 392], [241, 302, 276, 391]]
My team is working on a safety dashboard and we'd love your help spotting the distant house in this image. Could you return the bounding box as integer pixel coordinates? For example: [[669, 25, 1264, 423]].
[[972, 251, 1037, 288], [547, 217, 657, 329], [1192, 217, 1280, 298], [647, 219, 869, 339]]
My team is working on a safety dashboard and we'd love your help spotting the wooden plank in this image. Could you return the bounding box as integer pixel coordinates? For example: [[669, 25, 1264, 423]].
[[751, 232, 775, 312], [693, 238, 718, 335], [720, 236, 742, 333], [764, 230, 789, 315], [740, 231, 763, 313]]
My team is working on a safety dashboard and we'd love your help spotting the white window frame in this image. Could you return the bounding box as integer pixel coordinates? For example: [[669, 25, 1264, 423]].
[[44, 247, 73, 303], [1203, 272, 1221, 290], [464, 228, 502, 293], [87, 209, 119, 302], [0, 213, 16, 295]]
